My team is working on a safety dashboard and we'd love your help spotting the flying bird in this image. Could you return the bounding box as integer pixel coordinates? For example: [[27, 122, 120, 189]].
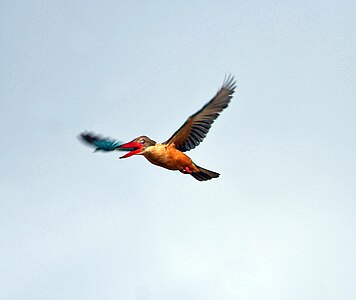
[[80, 75, 236, 181]]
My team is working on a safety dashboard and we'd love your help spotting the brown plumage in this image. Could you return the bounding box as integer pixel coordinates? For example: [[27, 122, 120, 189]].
[[165, 75, 236, 152]]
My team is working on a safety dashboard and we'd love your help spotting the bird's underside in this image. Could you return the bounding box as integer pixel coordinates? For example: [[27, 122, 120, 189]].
[[80, 75, 236, 181]]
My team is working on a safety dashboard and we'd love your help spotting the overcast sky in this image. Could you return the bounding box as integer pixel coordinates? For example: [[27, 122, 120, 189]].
[[1, 1, 355, 299]]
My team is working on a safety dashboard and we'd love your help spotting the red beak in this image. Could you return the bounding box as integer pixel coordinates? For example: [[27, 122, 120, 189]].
[[118, 141, 143, 159]]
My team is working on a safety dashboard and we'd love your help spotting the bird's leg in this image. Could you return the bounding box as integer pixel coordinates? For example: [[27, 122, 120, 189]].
[[179, 166, 191, 174], [179, 168, 187, 174], [179, 166, 194, 174], [185, 166, 194, 174]]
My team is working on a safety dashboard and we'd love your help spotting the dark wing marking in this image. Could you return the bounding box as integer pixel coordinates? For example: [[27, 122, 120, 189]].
[[79, 132, 131, 152], [164, 75, 236, 152]]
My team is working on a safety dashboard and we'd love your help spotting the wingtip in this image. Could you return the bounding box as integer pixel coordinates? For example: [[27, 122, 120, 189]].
[[79, 131, 94, 144], [222, 74, 236, 92]]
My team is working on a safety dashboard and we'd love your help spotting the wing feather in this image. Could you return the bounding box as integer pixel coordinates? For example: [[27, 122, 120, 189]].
[[164, 75, 236, 152], [79, 132, 131, 152]]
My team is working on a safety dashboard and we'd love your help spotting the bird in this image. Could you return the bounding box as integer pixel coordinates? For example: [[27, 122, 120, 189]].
[[80, 75, 236, 181]]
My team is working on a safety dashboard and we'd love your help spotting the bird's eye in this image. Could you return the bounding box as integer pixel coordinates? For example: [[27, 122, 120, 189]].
[[140, 139, 145, 144]]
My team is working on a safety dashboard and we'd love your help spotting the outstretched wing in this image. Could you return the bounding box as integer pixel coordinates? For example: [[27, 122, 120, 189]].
[[79, 132, 133, 152], [164, 75, 236, 152]]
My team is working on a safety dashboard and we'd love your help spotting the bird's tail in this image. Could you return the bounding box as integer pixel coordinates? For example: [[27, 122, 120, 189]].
[[191, 166, 220, 181]]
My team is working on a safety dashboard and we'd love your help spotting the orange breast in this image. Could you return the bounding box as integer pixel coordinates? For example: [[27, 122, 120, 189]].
[[142, 144, 197, 171]]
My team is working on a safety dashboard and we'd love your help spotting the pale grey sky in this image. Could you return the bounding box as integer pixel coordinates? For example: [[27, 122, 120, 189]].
[[1, 1, 355, 299]]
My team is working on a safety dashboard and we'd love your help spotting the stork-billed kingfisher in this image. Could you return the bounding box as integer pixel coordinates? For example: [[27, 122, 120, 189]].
[[80, 76, 236, 181]]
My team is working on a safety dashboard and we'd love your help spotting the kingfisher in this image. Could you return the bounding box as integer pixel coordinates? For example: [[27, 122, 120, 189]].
[[80, 75, 236, 181]]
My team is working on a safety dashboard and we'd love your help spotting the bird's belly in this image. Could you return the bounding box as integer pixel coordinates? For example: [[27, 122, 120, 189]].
[[143, 145, 193, 171]]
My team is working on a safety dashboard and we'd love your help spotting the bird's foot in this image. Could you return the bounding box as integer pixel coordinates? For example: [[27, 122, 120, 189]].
[[180, 166, 193, 174]]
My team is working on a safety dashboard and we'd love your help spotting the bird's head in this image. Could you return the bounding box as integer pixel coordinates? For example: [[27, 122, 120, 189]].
[[118, 136, 156, 158]]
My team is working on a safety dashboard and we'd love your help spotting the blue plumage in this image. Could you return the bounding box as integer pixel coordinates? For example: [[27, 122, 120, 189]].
[[79, 132, 134, 152]]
